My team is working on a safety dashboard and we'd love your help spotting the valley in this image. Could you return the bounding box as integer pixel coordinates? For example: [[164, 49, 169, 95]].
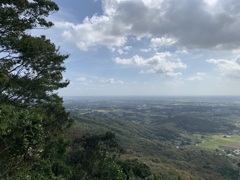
[[64, 96, 240, 179]]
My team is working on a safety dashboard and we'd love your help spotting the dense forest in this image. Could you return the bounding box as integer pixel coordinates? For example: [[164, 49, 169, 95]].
[[0, 1, 239, 179]]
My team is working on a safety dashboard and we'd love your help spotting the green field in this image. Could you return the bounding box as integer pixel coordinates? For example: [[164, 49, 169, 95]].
[[196, 134, 240, 149]]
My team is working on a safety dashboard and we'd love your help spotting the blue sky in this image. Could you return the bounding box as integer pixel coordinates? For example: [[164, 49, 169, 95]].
[[39, 0, 240, 96]]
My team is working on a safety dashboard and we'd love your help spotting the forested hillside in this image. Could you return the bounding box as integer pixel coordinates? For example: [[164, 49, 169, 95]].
[[71, 115, 238, 179]]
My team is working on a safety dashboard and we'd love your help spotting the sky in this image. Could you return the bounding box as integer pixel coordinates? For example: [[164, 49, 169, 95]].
[[38, 0, 240, 96]]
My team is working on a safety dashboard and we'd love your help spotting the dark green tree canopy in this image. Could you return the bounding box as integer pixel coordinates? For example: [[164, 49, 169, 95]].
[[0, 0, 69, 106], [0, 0, 58, 34], [0, 1, 71, 178]]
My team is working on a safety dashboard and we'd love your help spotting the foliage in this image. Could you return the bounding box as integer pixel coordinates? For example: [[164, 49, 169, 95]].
[[66, 131, 156, 180], [0, 103, 72, 179], [67, 132, 124, 179], [118, 159, 152, 179], [155, 115, 233, 133], [0, 0, 69, 107], [0, 0, 71, 178], [0, 105, 44, 178], [74, 115, 239, 179]]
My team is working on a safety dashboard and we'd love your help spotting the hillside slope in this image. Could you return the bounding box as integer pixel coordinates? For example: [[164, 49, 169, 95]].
[[69, 116, 238, 179]]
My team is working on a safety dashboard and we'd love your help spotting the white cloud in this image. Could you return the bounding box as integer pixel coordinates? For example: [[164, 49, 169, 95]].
[[55, 16, 128, 51], [76, 76, 93, 86], [187, 72, 206, 81], [62, 30, 73, 40], [114, 55, 146, 66], [114, 52, 187, 77], [207, 56, 240, 79], [76, 76, 87, 82], [150, 36, 176, 48], [176, 49, 188, 54], [141, 48, 152, 52], [55, 0, 240, 51], [117, 46, 132, 54], [100, 78, 124, 85]]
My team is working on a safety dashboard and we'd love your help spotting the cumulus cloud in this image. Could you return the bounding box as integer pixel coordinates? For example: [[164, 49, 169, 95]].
[[55, 17, 128, 51], [55, 0, 240, 51], [187, 72, 206, 81], [207, 56, 240, 79], [114, 52, 187, 77]]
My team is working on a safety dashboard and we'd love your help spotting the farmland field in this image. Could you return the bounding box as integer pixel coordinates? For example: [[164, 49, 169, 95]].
[[196, 135, 240, 149]]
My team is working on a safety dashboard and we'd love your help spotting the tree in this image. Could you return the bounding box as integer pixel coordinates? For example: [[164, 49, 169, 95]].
[[67, 132, 125, 179], [0, 105, 44, 178], [66, 131, 156, 180], [0, 0, 69, 107], [0, 0, 71, 178], [118, 159, 152, 179]]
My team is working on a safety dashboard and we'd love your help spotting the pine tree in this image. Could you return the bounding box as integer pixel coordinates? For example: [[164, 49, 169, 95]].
[[0, 1, 71, 178]]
